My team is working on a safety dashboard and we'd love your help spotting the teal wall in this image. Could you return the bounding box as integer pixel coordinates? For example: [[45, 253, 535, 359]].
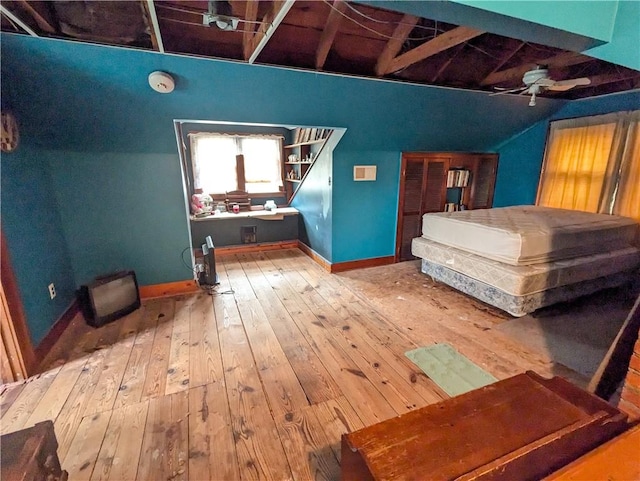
[[586, 0, 640, 70], [493, 90, 640, 207], [453, 1, 615, 42], [47, 151, 191, 287], [1, 144, 76, 344]]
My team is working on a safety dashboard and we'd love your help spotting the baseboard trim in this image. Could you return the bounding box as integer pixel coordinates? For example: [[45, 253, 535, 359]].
[[297, 242, 332, 272], [330, 256, 396, 273], [139, 280, 199, 299], [298, 242, 395, 273], [35, 299, 79, 363], [216, 240, 299, 256]]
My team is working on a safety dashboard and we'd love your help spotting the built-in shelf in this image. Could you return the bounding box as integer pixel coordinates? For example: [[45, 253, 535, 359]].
[[283, 129, 333, 202], [284, 139, 326, 149]]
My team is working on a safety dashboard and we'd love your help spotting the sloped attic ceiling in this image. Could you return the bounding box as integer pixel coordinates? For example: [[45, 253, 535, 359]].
[[1, 0, 638, 100]]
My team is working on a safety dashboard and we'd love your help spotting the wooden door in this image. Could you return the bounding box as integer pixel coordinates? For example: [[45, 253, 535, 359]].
[[0, 231, 35, 383], [1, 282, 28, 383], [468, 154, 498, 210], [396, 155, 448, 262]]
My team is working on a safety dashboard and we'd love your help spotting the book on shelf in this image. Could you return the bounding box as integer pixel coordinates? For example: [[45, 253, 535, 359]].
[[446, 169, 470, 188], [445, 203, 466, 212]]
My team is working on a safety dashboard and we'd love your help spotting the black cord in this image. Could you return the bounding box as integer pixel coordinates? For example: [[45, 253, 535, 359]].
[[181, 246, 198, 273]]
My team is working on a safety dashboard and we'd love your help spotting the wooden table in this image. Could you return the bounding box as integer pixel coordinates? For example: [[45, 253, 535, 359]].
[[341, 371, 629, 481], [1, 420, 68, 481]]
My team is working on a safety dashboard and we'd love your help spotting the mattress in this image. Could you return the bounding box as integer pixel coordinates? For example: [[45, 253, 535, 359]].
[[420, 260, 635, 317], [412, 237, 640, 296], [421, 206, 639, 266]]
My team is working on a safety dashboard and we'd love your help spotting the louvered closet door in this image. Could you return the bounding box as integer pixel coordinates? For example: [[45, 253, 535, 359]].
[[397, 158, 425, 261], [396, 156, 449, 261], [468, 155, 498, 210]]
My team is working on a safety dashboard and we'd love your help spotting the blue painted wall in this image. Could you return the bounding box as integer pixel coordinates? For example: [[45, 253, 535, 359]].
[[493, 90, 640, 207], [0, 144, 76, 344], [46, 150, 192, 287]]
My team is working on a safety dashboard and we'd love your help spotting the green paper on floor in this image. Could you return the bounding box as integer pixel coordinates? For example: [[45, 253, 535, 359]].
[[405, 343, 497, 397]]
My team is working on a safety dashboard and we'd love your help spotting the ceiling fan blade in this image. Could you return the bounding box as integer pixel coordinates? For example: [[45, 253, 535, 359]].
[[547, 77, 592, 91], [489, 86, 526, 96]]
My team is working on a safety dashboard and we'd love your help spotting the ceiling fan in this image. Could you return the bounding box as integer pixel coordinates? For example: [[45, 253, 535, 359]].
[[491, 67, 591, 106]]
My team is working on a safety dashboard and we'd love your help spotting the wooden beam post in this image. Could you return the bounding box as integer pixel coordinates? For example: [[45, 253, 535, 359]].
[[480, 51, 593, 86], [246, 0, 295, 64], [242, 0, 260, 61], [315, 0, 347, 70], [374, 14, 419, 76], [383, 26, 484, 75]]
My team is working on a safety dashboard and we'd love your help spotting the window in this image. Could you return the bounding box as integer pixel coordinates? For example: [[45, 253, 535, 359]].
[[537, 111, 640, 220], [190, 133, 284, 195]]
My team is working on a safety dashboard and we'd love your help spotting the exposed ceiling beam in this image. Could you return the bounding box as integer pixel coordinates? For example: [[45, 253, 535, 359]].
[[242, 0, 260, 60], [143, 0, 164, 53], [0, 4, 38, 36], [247, 0, 296, 64], [315, 0, 347, 70], [15, 0, 55, 33], [480, 41, 525, 84], [374, 14, 419, 76], [481, 51, 593, 86], [384, 26, 484, 75], [431, 43, 465, 82]]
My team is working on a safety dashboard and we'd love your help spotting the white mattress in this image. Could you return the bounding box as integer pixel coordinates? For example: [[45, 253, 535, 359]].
[[412, 236, 640, 296], [421, 206, 639, 266]]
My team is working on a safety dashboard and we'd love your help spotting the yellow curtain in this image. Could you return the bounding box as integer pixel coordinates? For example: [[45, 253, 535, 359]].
[[613, 120, 640, 221], [537, 122, 616, 212]]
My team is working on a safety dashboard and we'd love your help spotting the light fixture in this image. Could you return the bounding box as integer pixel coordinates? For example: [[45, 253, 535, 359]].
[[148, 71, 175, 93], [202, 0, 239, 31]]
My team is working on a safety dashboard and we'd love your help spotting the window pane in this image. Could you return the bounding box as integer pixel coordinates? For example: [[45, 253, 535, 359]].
[[193, 136, 238, 194], [538, 122, 615, 212], [241, 138, 283, 193]]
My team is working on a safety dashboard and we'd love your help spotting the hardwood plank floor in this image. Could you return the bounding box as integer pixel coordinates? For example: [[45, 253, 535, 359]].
[[1, 248, 628, 480]]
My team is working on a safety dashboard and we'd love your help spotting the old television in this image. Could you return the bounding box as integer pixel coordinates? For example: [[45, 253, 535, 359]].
[[199, 235, 219, 286], [78, 270, 141, 327]]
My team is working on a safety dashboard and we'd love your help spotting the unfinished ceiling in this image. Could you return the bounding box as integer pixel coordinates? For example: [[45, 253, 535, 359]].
[[2, 0, 639, 100]]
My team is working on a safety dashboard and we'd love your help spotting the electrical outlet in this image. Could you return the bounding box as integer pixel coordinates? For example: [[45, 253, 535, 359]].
[[48, 283, 56, 299]]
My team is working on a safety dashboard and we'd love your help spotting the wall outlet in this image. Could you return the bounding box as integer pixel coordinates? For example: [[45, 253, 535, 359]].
[[48, 283, 56, 299]]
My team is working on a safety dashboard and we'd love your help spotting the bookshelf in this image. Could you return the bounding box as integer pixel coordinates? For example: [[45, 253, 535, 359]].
[[445, 168, 471, 212], [283, 128, 332, 201]]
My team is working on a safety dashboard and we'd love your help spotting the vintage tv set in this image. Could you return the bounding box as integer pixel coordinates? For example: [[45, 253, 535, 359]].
[[199, 235, 219, 286], [78, 270, 141, 327]]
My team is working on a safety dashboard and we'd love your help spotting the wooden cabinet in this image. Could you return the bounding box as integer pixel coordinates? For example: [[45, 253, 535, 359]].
[[341, 371, 628, 481], [1, 420, 68, 481], [396, 152, 498, 261]]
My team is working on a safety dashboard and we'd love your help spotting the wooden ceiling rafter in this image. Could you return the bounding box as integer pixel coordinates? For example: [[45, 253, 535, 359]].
[[242, 0, 259, 60], [15, 0, 55, 33], [315, 0, 347, 70], [374, 14, 419, 76], [245, 0, 296, 64], [481, 51, 594, 86], [431, 43, 465, 82], [142, 0, 164, 52], [382, 26, 485, 75], [0, 3, 38, 36], [481, 41, 525, 84]]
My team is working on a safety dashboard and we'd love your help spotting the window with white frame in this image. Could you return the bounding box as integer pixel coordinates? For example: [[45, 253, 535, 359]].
[[189, 133, 284, 195]]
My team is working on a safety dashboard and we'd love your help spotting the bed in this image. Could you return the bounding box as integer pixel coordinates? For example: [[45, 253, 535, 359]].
[[412, 206, 640, 316]]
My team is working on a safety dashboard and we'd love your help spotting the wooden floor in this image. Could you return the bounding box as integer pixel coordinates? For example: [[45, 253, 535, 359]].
[[0, 249, 621, 480]]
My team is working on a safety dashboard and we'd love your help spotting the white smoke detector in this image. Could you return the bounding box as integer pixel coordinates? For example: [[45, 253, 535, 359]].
[[148, 71, 175, 93]]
